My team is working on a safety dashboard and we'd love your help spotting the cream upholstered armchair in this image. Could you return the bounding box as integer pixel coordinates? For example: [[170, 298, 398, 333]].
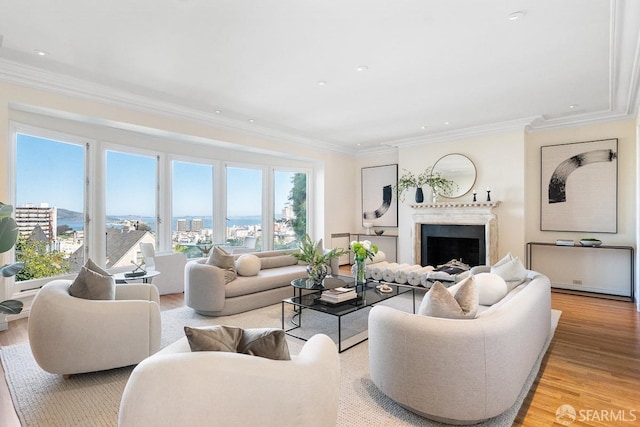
[[118, 334, 340, 427], [139, 242, 187, 295], [28, 279, 161, 377]]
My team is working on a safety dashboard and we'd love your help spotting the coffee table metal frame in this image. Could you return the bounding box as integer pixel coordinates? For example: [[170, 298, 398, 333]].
[[282, 276, 416, 353]]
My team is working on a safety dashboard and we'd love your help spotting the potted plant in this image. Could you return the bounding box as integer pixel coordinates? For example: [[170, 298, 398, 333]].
[[395, 168, 428, 203], [395, 167, 457, 203], [291, 234, 347, 288], [0, 202, 25, 330], [425, 169, 458, 202]]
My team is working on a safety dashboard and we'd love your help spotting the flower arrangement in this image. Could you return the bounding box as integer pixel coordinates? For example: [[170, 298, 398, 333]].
[[350, 240, 378, 262]]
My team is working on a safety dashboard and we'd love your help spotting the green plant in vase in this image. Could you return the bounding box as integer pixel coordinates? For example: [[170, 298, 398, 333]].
[[395, 167, 458, 203], [291, 234, 347, 288], [0, 202, 25, 329], [350, 240, 378, 284]]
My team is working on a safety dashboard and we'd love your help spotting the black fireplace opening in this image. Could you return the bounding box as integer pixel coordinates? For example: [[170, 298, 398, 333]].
[[421, 224, 485, 267]]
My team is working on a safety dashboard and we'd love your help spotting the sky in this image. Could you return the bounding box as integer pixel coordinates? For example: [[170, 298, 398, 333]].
[[16, 134, 295, 217]]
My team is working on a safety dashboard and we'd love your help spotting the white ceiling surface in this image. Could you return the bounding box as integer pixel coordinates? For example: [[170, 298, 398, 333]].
[[0, 0, 639, 155]]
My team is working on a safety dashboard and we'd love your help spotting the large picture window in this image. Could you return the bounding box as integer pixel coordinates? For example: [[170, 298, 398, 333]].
[[14, 132, 86, 290], [172, 160, 214, 258], [273, 170, 307, 249], [226, 165, 263, 251], [105, 150, 158, 268]]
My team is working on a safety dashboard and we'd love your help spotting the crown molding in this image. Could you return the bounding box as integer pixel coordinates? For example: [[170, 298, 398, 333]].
[[0, 58, 356, 156]]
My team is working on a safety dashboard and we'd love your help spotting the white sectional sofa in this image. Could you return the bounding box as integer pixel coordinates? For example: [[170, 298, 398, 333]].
[[185, 249, 308, 316], [368, 270, 552, 424]]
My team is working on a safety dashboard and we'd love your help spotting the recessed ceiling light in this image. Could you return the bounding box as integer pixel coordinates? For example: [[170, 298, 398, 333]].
[[421, 125, 428, 130], [214, 110, 221, 114], [248, 119, 255, 123], [443, 121, 450, 125], [507, 11, 525, 21], [356, 65, 368, 72], [317, 80, 327, 86], [33, 49, 48, 56], [569, 104, 579, 109]]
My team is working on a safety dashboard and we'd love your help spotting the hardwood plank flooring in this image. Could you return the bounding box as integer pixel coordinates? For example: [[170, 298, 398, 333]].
[[1, 291, 638, 426]]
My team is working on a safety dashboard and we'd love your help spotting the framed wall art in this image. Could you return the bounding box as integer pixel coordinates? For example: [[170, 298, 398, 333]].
[[540, 138, 618, 233], [361, 164, 398, 227]]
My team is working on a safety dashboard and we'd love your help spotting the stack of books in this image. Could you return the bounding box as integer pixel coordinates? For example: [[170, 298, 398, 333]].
[[320, 287, 357, 304]]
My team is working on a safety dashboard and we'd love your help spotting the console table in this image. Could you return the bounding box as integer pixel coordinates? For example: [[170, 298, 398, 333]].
[[526, 242, 634, 300]]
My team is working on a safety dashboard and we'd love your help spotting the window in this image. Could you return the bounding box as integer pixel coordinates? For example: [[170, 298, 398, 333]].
[[172, 160, 214, 258], [274, 170, 307, 249], [105, 150, 157, 268], [226, 165, 263, 250], [14, 132, 86, 290]]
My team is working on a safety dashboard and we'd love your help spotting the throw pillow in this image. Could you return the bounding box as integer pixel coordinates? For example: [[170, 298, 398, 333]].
[[491, 255, 527, 292], [474, 272, 508, 305], [418, 277, 478, 319], [238, 328, 291, 360], [235, 254, 261, 276], [184, 325, 242, 352], [68, 258, 115, 300], [206, 246, 237, 284], [259, 254, 298, 270], [184, 326, 291, 360]]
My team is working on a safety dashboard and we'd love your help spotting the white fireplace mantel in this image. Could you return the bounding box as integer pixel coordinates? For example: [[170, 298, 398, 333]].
[[412, 201, 501, 266]]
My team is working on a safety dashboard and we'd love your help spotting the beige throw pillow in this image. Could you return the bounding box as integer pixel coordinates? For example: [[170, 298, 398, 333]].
[[184, 325, 243, 352], [68, 258, 115, 300], [418, 277, 478, 319], [184, 326, 291, 360], [206, 246, 237, 283], [259, 255, 298, 270]]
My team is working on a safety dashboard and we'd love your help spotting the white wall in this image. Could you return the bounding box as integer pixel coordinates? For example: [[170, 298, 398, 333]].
[[395, 131, 526, 264]]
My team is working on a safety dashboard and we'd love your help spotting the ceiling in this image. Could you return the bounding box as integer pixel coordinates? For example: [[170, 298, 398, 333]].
[[1, 0, 639, 155]]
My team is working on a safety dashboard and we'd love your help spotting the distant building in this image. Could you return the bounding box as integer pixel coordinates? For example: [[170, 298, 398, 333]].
[[176, 219, 187, 232], [15, 204, 57, 241], [191, 218, 203, 232]]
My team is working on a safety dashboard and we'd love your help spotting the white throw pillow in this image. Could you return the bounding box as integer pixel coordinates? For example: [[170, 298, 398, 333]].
[[235, 254, 261, 277], [474, 272, 508, 305], [418, 277, 478, 319], [491, 256, 527, 292], [369, 250, 386, 264]]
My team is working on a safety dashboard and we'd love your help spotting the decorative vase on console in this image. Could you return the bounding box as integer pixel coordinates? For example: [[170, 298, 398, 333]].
[[350, 240, 379, 286], [415, 187, 424, 203]]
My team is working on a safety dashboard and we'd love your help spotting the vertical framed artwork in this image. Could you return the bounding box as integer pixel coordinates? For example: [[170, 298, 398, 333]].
[[361, 164, 398, 227], [540, 138, 618, 233]]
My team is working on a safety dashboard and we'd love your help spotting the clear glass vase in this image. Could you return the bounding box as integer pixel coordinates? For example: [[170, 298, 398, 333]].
[[354, 258, 366, 285]]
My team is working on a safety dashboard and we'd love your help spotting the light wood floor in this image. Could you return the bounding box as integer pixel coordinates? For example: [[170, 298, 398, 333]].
[[1, 291, 638, 426]]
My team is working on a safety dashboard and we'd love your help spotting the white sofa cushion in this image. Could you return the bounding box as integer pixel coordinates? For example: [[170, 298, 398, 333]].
[[491, 253, 527, 291], [475, 272, 508, 305], [235, 254, 261, 276], [418, 277, 478, 319]]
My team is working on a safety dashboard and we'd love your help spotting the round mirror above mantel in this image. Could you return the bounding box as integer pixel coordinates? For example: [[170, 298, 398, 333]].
[[431, 153, 477, 198]]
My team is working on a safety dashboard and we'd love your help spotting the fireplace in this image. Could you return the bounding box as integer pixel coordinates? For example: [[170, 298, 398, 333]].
[[421, 224, 485, 267], [412, 201, 500, 266]]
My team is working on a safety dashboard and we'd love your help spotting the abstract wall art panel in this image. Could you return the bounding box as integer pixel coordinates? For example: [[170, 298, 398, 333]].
[[361, 164, 398, 227], [540, 138, 618, 233]]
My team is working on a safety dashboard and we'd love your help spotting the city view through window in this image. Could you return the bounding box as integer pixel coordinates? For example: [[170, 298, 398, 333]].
[[14, 133, 307, 286]]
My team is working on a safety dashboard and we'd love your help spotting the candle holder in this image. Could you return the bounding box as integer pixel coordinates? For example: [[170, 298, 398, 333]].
[[486, 190, 491, 202], [472, 191, 477, 202]]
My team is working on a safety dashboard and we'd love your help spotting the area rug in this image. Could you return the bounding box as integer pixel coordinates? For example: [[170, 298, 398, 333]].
[[1, 293, 561, 427]]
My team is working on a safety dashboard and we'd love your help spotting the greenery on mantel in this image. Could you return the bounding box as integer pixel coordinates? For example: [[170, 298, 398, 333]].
[[0, 202, 24, 317], [395, 167, 458, 202]]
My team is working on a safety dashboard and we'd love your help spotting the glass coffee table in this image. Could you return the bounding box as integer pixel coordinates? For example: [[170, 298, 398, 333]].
[[282, 275, 415, 352]]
